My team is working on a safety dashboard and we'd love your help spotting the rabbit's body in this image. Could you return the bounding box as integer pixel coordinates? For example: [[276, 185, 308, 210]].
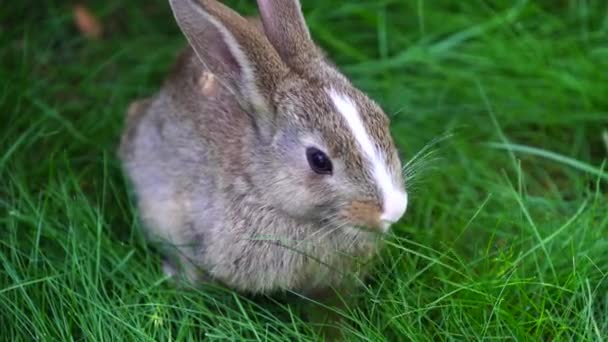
[[121, 48, 379, 293], [120, 0, 408, 295]]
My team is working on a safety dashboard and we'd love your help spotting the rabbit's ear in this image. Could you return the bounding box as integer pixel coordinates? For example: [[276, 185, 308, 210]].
[[169, 0, 288, 114], [256, 0, 319, 69]]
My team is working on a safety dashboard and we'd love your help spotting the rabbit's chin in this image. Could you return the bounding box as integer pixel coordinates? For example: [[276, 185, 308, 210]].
[[340, 224, 387, 238]]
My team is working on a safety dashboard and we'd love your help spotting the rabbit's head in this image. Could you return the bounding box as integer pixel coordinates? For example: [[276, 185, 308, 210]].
[[170, 0, 408, 233]]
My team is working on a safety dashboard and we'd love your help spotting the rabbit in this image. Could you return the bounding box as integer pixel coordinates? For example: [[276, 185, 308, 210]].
[[119, 0, 408, 297]]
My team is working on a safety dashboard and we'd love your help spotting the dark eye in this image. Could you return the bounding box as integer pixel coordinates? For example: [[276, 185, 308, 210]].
[[306, 147, 333, 175]]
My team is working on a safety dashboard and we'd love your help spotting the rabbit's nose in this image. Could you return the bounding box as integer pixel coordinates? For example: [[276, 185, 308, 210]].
[[380, 191, 408, 229]]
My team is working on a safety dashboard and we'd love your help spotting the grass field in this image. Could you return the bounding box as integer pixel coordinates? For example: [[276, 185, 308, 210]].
[[2, 0, 608, 340]]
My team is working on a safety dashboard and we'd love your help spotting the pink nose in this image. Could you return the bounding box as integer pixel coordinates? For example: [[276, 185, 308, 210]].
[[380, 191, 408, 226]]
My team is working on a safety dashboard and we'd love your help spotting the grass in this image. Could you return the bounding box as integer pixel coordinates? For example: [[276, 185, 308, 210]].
[[2, 0, 607, 340]]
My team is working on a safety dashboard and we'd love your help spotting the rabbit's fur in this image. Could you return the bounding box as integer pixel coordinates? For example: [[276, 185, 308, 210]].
[[120, 0, 408, 295]]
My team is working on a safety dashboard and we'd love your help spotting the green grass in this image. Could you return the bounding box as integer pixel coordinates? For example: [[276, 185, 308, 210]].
[[2, 0, 607, 340]]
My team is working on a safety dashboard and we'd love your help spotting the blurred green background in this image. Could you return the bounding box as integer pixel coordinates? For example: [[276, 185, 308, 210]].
[[1, 0, 607, 340]]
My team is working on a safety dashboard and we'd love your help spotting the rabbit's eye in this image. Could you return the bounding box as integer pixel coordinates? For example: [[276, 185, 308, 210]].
[[306, 147, 333, 175]]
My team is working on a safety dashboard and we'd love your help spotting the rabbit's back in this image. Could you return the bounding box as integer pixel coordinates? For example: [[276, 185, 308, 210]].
[[119, 53, 228, 262]]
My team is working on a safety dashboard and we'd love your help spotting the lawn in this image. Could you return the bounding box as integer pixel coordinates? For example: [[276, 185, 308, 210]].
[[1, 0, 607, 340]]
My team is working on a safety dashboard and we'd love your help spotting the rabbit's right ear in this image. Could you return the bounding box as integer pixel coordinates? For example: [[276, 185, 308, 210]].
[[169, 0, 288, 115], [256, 0, 321, 73]]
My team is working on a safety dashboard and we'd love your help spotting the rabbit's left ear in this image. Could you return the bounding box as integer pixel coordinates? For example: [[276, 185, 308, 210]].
[[169, 0, 288, 115]]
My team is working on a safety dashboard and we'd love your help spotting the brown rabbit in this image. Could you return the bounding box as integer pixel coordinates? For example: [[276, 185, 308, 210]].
[[119, 0, 408, 296]]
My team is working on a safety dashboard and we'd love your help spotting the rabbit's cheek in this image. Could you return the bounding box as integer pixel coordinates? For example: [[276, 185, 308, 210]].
[[345, 200, 382, 231]]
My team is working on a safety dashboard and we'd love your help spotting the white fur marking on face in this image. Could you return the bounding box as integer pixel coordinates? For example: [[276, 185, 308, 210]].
[[327, 89, 407, 230]]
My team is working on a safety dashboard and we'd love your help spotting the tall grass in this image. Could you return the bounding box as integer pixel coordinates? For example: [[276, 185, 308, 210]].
[[1, 0, 607, 340]]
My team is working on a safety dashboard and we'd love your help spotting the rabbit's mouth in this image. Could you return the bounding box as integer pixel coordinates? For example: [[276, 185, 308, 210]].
[[339, 200, 390, 233], [316, 211, 387, 237], [351, 225, 387, 236], [318, 218, 385, 238]]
